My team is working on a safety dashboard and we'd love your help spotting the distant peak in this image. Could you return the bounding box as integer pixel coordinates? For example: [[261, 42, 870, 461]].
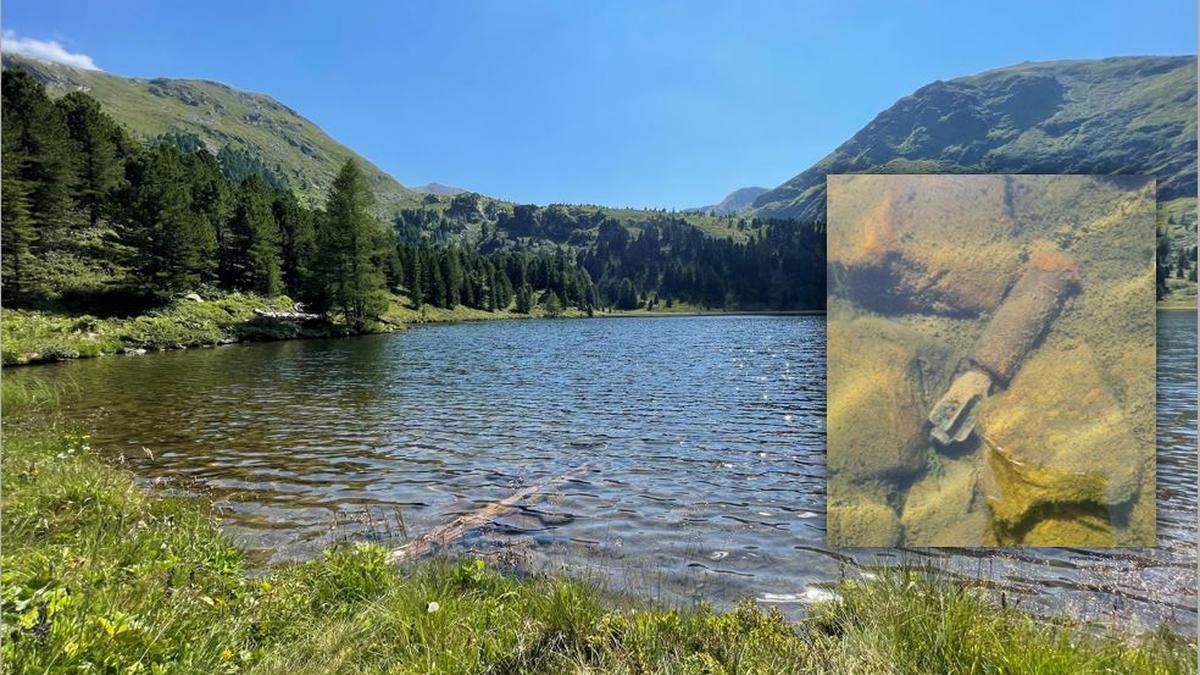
[[687, 186, 769, 216], [414, 182, 471, 196]]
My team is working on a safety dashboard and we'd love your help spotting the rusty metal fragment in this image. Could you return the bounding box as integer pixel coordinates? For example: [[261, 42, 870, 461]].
[[928, 251, 1079, 446]]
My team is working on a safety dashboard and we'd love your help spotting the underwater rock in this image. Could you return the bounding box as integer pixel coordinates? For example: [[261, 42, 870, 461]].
[[827, 316, 947, 485], [900, 457, 992, 546], [827, 498, 901, 547], [826, 175, 1025, 316], [827, 175, 1156, 547], [1010, 511, 1115, 547], [977, 344, 1147, 534]]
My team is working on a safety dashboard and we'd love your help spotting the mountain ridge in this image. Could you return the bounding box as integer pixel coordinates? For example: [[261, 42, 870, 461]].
[[749, 55, 1197, 222], [2, 53, 415, 211]]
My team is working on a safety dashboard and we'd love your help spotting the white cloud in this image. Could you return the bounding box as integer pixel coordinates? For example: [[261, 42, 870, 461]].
[[2, 30, 100, 71]]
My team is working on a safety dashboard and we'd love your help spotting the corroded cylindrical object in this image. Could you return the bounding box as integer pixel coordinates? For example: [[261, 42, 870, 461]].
[[968, 251, 1078, 385]]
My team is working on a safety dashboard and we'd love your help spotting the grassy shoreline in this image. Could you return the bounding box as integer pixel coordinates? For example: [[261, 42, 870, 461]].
[[5, 290, 1193, 367], [0, 294, 809, 368], [1, 386, 1194, 672], [0, 293, 586, 367]]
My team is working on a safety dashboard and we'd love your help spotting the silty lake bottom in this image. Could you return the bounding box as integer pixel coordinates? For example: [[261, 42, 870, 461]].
[[9, 312, 1196, 630]]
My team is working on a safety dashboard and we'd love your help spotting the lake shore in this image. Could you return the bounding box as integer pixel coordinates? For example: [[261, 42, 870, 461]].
[[4, 290, 1192, 368], [3, 382, 1193, 672], [1, 293, 819, 367], [0, 293, 586, 367]]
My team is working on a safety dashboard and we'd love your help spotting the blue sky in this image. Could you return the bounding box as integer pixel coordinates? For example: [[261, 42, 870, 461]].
[[4, 1, 1196, 208]]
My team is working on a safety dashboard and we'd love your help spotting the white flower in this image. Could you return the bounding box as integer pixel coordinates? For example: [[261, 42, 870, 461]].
[[426, 601, 440, 613]]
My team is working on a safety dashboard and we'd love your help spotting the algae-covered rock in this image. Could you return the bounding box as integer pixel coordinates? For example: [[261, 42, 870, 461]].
[[978, 344, 1148, 531], [827, 316, 948, 485], [827, 174, 1025, 316], [827, 499, 902, 547], [1010, 512, 1116, 547], [900, 457, 991, 546]]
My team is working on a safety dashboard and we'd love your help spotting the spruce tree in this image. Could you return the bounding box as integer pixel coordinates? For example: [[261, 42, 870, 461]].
[[58, 92, 126, 229], [542, 290, 564, 317], [1, 128, 35, 301], [2, 69, 78, 299], [442, 246, 463, 308], [515, 283, 535, 313], [184, 150, 233, 287], [122, 144, 216, 296], [312, 160, 388, 327], [272, 190, 315, 298], [228, 175, 283, 295], [407, 250, 424, 308]]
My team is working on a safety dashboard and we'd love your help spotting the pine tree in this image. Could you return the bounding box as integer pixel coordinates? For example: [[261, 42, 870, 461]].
[[228, 175, 283, 295], [429, 256, 448, 308], [312, 160, 388, 328], [442, 246, 463, 308], [541, 290, 564, 317], [407, 250, 424, 308], [2, 69, 78, 299], [1, 128, 36, 301], [515, 283, 535, 313], [616, 277, 639, 310], [272, 189, 315, 298], [122, 144, 216, 295], [58, 92, 126, 229], [486, 265, 499, 311], [184, 150, 233, 287]]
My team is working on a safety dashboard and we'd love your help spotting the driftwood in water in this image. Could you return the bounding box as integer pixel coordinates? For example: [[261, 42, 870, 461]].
[[387, 464, 589, 565]]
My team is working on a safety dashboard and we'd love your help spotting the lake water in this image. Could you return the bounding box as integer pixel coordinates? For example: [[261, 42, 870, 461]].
[[8, 312, 1196, 628]]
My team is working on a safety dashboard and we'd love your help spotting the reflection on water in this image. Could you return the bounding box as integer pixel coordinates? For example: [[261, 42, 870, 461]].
[[8, 313, 1195, 628]]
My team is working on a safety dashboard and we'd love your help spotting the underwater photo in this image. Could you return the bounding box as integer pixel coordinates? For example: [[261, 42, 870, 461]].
[[826, 174, 1156, 547]]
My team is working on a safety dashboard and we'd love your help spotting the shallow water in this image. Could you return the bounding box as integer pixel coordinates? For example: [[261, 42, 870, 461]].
[[8, 312, 1195, 627]]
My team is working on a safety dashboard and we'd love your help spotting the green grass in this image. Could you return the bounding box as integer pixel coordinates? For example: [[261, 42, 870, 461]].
[[1, 293, 302, 366], [381, 296, 586, 325], [2, 292, 582, 367], [2, 382, 1194, 673]]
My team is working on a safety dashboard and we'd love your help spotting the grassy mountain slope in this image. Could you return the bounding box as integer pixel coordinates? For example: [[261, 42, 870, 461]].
[[751, 56, 1197, 222], [3, 54, 413, 211]]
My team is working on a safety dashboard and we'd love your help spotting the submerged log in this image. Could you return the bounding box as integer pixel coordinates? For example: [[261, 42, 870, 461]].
[[387, 464, 589, 565]]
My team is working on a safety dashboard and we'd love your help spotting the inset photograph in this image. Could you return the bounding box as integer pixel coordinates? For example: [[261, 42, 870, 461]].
[[826, 174, 1156, 547]]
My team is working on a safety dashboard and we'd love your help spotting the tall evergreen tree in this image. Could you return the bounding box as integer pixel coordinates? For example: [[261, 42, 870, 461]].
[[121, 144, 216, 295], [1, 126, 36, 302], [406, 248, 424, 308], [58, 92, 127, 229], [515, 283, 535, 313], [312, 160, 388, 327], [272, 190, 315, 298], [442, 246, 463, 308], [184, 150, 233, 287], [2, 69, 78, 298], [228, 175, 283, 295]]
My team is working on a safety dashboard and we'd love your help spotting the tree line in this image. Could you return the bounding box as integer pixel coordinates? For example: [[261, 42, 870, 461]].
[[1, 69, 602, 325], [4, 67, 823, 321], [396, 198, 827, 311]]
